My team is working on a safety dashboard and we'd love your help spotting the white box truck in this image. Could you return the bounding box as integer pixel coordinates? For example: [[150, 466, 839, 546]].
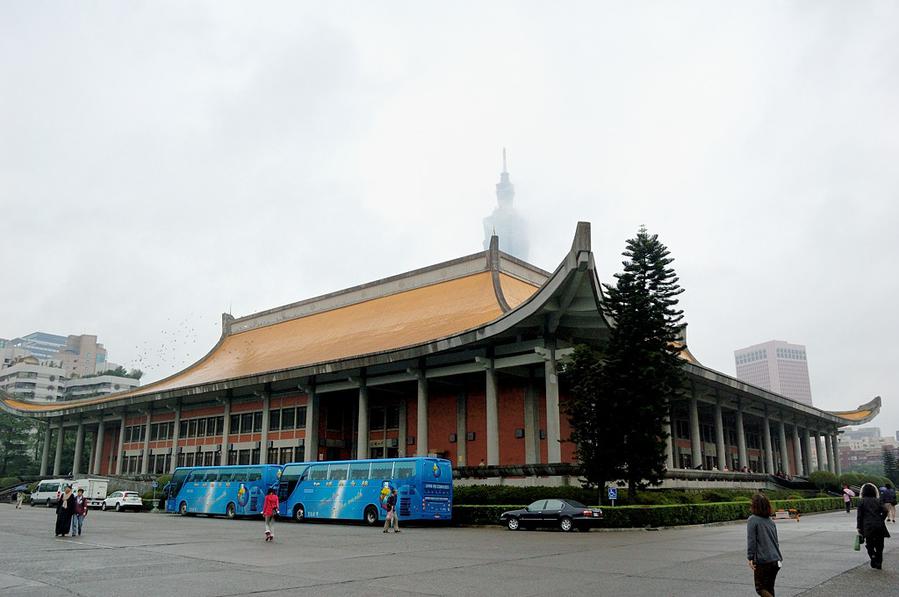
[[70, 478, 109, 508]]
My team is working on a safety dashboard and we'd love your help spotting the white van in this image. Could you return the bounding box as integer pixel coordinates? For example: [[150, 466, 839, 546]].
[[30, 479, 69, 507], [70, 478, 109, 507]]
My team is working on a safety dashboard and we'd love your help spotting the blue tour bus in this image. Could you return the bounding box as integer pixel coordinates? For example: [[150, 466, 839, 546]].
[[164, 465, 282, 518], [279, 457, 453, 525]]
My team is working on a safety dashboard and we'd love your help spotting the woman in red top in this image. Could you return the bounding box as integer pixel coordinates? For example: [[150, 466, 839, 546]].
[[262, 488, 280, 542]]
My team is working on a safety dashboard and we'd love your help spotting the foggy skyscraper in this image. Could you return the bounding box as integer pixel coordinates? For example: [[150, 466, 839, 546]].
[[483, 149, 529, 259]]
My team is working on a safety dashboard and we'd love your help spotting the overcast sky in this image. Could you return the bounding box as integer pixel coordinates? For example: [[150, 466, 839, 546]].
[[2, 1, 896, 434]]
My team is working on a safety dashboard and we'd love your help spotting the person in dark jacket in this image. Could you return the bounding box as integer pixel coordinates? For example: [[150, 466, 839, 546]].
[[747, 493, 783, 597], [857, 483, 889, 569], [880, 482, 896, 523], [382, 488, 400, 533], [71, 488, 88, 536], [55, 485, 76, 537]]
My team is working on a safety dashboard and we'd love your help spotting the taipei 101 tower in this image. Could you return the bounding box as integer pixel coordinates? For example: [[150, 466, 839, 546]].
[[482, 149, 529, 260]]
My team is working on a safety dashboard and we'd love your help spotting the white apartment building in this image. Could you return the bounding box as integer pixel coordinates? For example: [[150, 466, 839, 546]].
[[734, 340, 813, 405], [0, 356, 66, 402], [64, 375, 139, 400]]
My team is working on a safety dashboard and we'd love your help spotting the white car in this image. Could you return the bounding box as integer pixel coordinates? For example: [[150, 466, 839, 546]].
[[101, 491, 143, 512]]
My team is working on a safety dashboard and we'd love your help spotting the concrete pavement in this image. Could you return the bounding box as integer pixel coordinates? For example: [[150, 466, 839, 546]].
[[0, 503, 893, 596]]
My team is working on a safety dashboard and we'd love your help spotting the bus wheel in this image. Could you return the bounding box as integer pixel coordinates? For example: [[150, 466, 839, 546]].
[[225, 503, 236, 519], [364, 506, 378, 526], [294, 504, 305, 522], [179, 502, 188, 516]]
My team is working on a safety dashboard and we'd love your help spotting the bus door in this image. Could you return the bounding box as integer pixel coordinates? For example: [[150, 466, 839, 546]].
[[278, 464, 308, 503], [166, 469, 189, 512]]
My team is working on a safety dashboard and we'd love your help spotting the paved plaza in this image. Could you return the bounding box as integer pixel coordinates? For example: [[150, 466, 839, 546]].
[[0, 504, 895, 596]]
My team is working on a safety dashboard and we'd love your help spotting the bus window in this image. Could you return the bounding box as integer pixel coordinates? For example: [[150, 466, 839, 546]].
[[394, 462, 416, 480], [348, 462, 370, 480], [247, 469, 262, 482], [204, 471, 220, 482], [308, 465, 328, 481], [231, 471, 248, 482], [218, 472, 234, 482], [328, 464, 348, 480], [370, 461, 393, 480], [187, 471, 203, 483]]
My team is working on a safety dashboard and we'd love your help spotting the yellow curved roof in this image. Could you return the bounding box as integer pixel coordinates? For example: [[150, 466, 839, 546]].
[[5, 271, 540, 413]]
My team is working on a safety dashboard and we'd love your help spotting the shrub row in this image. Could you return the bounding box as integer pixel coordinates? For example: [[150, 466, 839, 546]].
[[452, 497, 852, 527], [452, 486, 819, 506], [807, 471, 893, 493]]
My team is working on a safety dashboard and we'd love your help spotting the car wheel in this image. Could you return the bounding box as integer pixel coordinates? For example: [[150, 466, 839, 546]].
[[559, 516, 574, 532], [507, 517, 520, 531], [115, 503, 123, 512], [101, 502, 107, 511], [225, 503, 236, 519], [364, 505, 378, 526], [293, 504, 305, 522], [179, 501, 188, 516], [46, 499, 52, 508]]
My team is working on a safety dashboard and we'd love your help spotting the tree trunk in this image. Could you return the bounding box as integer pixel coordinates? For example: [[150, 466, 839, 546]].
[[627, 479, 636, 502]]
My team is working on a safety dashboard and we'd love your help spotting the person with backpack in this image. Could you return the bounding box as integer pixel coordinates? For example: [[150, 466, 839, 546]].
[[262, 488, 280, 542], [857, 483, 889, 569], [880, 483, 896, 523], [383, 488, 400, 533]]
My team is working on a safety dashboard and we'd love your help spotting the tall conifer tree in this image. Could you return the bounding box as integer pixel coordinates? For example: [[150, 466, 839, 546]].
[[601, 226, 686, 499]]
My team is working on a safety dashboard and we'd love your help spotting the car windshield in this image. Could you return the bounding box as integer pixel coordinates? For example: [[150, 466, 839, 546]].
[[123, 492, 138, 497], [565, 500, 587, 508]]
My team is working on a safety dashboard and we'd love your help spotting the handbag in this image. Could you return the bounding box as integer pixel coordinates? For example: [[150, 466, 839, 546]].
[[853, 534, 862, 551]]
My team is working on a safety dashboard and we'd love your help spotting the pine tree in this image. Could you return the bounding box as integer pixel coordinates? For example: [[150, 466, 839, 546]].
[[0, 412, 39, 476], [601, 226, 686, 500], [564, 345, 626, 501]]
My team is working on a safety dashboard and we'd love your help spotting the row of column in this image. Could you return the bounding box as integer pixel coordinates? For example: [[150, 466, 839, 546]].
[[40, 416, 109, 477], [675, 397, 841, 476]]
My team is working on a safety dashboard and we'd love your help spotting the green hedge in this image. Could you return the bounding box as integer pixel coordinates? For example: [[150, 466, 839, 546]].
[[453, 497, 852, 527], [839, 472, 892, 489], [453, 486, 820, 506]]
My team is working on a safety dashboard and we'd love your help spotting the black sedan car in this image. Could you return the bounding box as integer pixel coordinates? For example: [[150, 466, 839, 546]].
[[500, 499, 603, 532]]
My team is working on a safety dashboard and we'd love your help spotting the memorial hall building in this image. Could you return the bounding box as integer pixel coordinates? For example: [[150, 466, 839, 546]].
[[1, 223, 879, 481]]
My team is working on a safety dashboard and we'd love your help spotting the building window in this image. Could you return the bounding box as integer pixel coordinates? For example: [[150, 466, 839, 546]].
[[270, 410, 281, 431], [230, 414, 240, 434], [675, 420, 690, 440], [282, 408, 296, 430], [253, 412, 263, 433], [240, 413, 253, 434]]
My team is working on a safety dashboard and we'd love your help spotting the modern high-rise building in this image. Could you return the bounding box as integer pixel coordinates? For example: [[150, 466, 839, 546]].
[[483, 149, 529, 260], [734, 340, 813, 405], [9, 332, 68, 361], [8, 332, 108, 378]]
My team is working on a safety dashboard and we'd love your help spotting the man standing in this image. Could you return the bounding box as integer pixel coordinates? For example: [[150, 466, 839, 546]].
[[71, 488, 88, 536], [15, 490, 24, 509], [382, 488, 400, 534]]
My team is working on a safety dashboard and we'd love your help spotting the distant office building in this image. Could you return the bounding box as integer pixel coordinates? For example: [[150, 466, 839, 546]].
[[10, 332, 67, 361], [1, 345, 32, 369], [838, 427, 894, 472], [9, 332, 108, 378], [840, 427, 881, 451], [734, 340, 812, 405]]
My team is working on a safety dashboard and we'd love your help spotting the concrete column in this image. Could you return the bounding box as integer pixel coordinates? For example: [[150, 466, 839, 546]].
[[221, 396, 231, 465], [40, 423, 51, 476], [486, 360, 500, 465], [398, 398, 407, 458], [826, 431, 836, 473], [689, 395, 702, 468], [357, 382, 369, 459], [72, 421, 85, 476], [801, 427, 812, 474], [87, 430, 97, 475], [52, 419, 64, 476], [778, 418, 790, 476], [816, 432, 827, 472], [714, 399, 727, 470], [260, 390, 271, 464], [762, 412, 774, 475], [832, 433, 842, 475], [416, 369, 428, 457], [304, 389, 319, 462], [792, 424, 804, 477], [169, 403, 181, 473], [115, 415, 126, 475], [664, 414, 675, 470], [735, 403, 748, 470], [93, 417, 105, 475], [140, 411, 152, 474], [544, 350, 561, 464], [456, 391, 468, 466], [524, 372, 539, 464]]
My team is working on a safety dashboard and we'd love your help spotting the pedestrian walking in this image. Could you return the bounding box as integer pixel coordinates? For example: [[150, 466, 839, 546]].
[[383, 488, 400, 533], [262, 488, 279, 542], [71, 488, 88, 536], [15, 491, 24, 509], [880, 482, 897, 523], [55, 485, 76, 537], [747, 493, 783, 597], [857, 483, 890, 569], [842, 484, 855, 513]]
